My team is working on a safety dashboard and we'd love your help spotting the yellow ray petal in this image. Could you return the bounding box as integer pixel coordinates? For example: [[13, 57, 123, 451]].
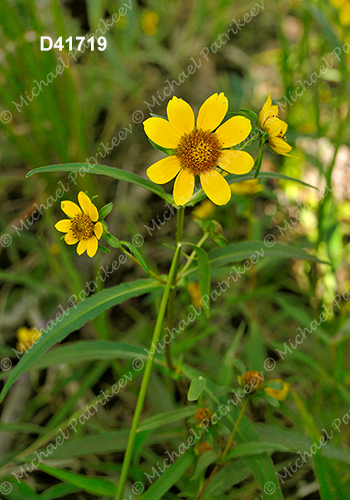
[[143, 117, 181, 149], [196, 93, 228, 132], [268, 137, 293, 155], [78, 191, 92, 216], [64, 231, 79, 245], [54, 219, 71, 233], [173, 168, 195, 206], [147, 156, 182, 184], [258, 94, 272, 126], [77, 240, 88, 255], [167, 97, 195, 135], [87, 236, 98, 257], [340, 5, 350, 26], [89, 202, 99, 222], [200, 169, 231, 206], [94, 222, 103, 239], [61, 200, 82, 218], [215, 116, 252, 148], [218, 150, 254, 175]]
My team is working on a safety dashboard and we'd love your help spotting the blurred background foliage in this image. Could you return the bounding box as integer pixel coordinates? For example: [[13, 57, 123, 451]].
[[1, 0, 350, 499]]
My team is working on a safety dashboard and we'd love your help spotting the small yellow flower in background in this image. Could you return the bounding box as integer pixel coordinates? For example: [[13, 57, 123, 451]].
[[144, 93, 254, 206], [49, 243, 60, 256], [196, 442, 213, 455], [259, 95, 293, 156], [192, 199, 216, 219], [230, 179, 264, 195], [264, 379, 290, 401], [330, 0, 350, 26], [239, 370, 264, 392], [16, 327, 41, 353], [55, 192, 103, 258], [194, 407, 212, 423], [187, 282, 203, 308], [141, 11, 159, 35]]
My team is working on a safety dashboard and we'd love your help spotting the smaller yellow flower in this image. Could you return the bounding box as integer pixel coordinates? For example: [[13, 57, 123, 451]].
[[194, 407, 212, 424], [259, 95, 293, 156], [330, 0, 350, 26], [55, 192, 103, 258], [141, 11, 159, 35], [192, 199, 216, 219], [239, 370, 264, 392], [16, 327, 41, 353], [264, 379, 289, 401], [230, 179, 264, 195]]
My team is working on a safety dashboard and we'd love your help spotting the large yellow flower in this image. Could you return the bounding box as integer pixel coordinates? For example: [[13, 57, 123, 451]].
[[259, 95, 293, 156], [330, 0, 350, 26], [55, 192, 103, 258], [144, 93, 254, 206]]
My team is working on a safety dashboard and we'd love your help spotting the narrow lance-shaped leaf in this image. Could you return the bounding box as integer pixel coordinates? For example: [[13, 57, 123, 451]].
[[26, 163, 173, 202]]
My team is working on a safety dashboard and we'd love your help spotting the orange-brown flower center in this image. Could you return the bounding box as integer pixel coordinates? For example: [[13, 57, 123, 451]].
[[175, 128, 222, 175], [71, 214, 94, 240]]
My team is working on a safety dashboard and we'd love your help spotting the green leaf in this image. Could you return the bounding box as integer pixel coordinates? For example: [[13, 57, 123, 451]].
[[103, 231, 122, 249], [184, 243, 211, 317], [26, 163, 172, 202], [184, 241, 328, 279], [137, 407, 195, 432], [225, 442, 288, 461], [191, 450, 218, 480], [98, 202, 113, 220], [262, 394, 280, 407], [97, 244, 110, 254], [38, 464, 117, 496], [31, 341, 152, 369], [0, 279, 162, 402], [239, 109, 258, 124], [121, 240, 150, 275], [254, 148, 264, 178], [141, 452, 195, 500], [188, 377, 207, 401]]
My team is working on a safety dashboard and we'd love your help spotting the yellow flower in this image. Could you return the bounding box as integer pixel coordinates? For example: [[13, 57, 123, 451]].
[[55, 192, 103, 258], [259, 95, 293, 156], [16, 327, 41, 353], [141, 11, 159, 35], [331, 0, 350, 26], [192, 199, 216, 219], [264, 379, 290, 401], [144, 93, 254, 206], [230, 179, 264, 195]]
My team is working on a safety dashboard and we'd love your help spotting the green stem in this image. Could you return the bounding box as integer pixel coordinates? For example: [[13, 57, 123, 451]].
[[196, 397, 250, 500], [165, 207, 185, 370], [115, 243, 182, 500], [177, 232, 209, 282]]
